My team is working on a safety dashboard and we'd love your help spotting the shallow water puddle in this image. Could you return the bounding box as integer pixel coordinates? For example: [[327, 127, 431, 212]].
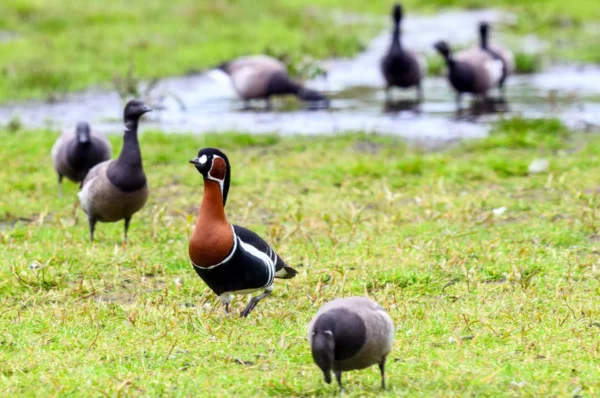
[[0, 10, 599, 141]]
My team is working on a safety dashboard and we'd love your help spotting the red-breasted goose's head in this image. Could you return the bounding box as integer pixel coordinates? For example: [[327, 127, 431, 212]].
[[189, 148, 231, 206]]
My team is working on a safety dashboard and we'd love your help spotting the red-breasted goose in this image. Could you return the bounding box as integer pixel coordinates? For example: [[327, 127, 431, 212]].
[[479, 22, 515, 98], [51, 121, 112, 195], [380, 3, 426, 102], [308, 297, 395, 392], [188, 148, 297, 317], [78, 99, 151, 242], [434, 40, 503, 110], [217, 55, 329, 109]]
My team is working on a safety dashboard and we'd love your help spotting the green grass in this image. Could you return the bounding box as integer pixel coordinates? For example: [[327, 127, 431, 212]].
[[3, 119, 600, 395], [513, 52, 543, 74], [0, 0, 599, 102]]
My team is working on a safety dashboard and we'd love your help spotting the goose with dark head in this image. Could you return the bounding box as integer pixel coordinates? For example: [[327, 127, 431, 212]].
[[478, 22, 515, 98], [434, 40, 503, 110], [188, 148, 298, 317], [308, 297, 395, 393], [380, 3, 427, 102], [78, 99, 151, 242], [75, 121, 91, 144], [51, 121, 112, 195], [216, 55, 329, 109]]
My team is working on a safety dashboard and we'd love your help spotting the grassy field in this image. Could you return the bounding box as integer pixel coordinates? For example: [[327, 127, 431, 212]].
[[0, 0, 599, 103], [2, 119, 600, 396]]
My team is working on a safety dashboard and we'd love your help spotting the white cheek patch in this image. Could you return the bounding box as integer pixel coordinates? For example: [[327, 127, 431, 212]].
[[198, 155, 208, 164]]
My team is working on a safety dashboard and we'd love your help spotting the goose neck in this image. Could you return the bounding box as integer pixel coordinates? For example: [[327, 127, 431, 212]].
[[197, 180, 228, 226], [117, 119, 142, 168]]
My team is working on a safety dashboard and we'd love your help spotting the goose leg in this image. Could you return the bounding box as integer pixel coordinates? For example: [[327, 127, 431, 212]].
[[57, 174, 63, 197], [265, 97, 272, 111], [88, 216, 97, 243], [379, 356, 387, 390], [455, 93, 463, 114], [71, 198, 79, 225], [240, 290, 271, 317], [416, 84, 423, 103], [499, 82, 506, 102], [334, 370, 343, 393], [124, 217, 131, 242], [225, 302, 230, 315]]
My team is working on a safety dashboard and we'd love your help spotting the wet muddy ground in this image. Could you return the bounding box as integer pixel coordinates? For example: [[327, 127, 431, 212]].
[[0, 10, 599, 142]]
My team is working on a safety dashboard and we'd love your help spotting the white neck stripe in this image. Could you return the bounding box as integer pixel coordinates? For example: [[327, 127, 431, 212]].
[[207, 155, 225, 196]]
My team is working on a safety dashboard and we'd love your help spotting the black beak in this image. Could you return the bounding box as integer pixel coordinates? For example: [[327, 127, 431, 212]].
[[140, 104, 152, 114], [324, 371, 332, 384], [189, 158, 199, 165]]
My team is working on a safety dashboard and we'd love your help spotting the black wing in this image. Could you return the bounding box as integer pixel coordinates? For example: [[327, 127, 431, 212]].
[[233, 225, 297, 279]]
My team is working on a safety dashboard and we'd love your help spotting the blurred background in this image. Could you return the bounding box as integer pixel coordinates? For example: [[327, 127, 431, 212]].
[[0, 0, 598, 140]]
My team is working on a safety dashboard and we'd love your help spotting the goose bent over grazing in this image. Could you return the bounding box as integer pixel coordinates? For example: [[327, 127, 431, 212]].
[[434, 40, 503, 110], [380, 3, 426, 102], [78, 100, 151, 242], [479, 22, 515, 98], [217, 55, 328, 109], [308, 297, 394, 392], [51, 122, 111, 194], [188, 148, 297, 317]]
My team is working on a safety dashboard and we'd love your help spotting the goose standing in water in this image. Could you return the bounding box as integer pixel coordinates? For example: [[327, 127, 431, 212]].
[[78, 100, 151, 242], [380, 3, 426, 102], [479, 22, 515, 99], [434, 40, 503, 111], [188, 148, 298, 317], [51, 122, 111, 195], [308, 297, 395, 393], [215, 55, 328, 109]]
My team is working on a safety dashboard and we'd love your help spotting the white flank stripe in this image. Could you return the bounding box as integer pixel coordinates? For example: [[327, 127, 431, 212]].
[[238, 239, 275, 287]]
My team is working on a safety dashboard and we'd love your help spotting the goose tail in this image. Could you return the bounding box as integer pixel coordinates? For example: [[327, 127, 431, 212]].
[[276, 265, 298, 279]]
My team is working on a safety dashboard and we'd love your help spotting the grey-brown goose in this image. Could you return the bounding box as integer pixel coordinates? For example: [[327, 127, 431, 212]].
[[479, 22, 515, 98], [434, 40, 503, 110], [78, 99, 151, 242], [217, 55, 328, 109], [308, 297, 394, 392], [51, 122, 112, 195], [380, 3, 426, 102]]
